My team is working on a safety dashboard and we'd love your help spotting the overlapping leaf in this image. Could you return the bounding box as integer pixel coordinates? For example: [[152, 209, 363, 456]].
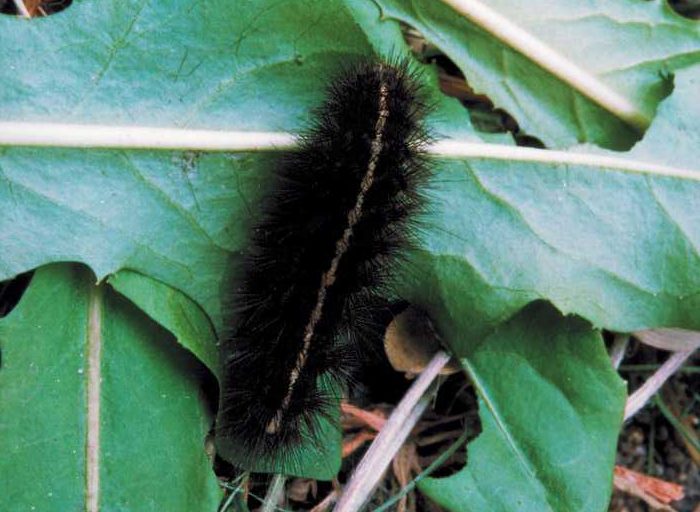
[[419, 303, 627, 512], [374, 0, 700, 149], [0, 264, 221, 511]]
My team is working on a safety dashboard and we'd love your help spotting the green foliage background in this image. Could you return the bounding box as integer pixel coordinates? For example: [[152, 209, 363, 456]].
[[0, 1, 698, 510]]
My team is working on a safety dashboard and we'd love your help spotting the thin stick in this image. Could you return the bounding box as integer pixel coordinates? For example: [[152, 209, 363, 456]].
[[11, 0, 31, 17], [373, 426, 470, 512], [624, 349, 695, 421], [0, 123, 696, 180], [333, 351, 451, 512], [260, 474, 287, 512], [609, 333, 629, 369], [218, 474, 248, 512]]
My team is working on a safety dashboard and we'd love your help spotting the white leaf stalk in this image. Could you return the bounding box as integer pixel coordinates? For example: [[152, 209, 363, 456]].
[[0, 123, 697, 181], [0, 122, 297, 152]]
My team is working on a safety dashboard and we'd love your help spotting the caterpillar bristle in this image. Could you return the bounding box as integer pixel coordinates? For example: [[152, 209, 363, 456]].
[[215, 58, 432, 471]]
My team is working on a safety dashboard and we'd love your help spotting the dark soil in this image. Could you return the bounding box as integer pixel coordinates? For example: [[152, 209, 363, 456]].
[[611, 342, 699, 512]]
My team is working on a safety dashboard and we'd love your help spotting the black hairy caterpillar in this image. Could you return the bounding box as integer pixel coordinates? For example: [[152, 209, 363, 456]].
[[215, 59, 431, 469]]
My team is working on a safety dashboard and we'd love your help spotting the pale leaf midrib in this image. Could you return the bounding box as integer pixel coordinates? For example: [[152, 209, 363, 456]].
[[437, 0, 650, 130], [460, 358, 556, 511], [0, 123, 696, 181], [86, 284, 103, 512]]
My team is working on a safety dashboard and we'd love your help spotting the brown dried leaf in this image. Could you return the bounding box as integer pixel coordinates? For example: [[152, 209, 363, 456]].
[[613, 465, 685, 510], [340, 402, 387, 431], [341, 431, 376, 458]]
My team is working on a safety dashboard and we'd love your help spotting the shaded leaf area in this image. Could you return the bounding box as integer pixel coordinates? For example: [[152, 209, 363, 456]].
[[419, 302, 627, 512], [0, 264, 221, 511], [108, 269, 219, 378], [375, 0, 699, 149], [0, 270, 32, 317]]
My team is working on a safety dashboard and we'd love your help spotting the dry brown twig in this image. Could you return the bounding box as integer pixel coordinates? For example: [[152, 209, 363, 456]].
[[624, 349, 696, 421], [610, 329, 698, 510], [609, 328, 698, 421], [333, 351, 452, 512], [613, 465, 685, 511]]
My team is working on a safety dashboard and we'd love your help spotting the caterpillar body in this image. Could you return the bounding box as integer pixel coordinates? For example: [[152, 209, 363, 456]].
[[215, 60, 430, 469]]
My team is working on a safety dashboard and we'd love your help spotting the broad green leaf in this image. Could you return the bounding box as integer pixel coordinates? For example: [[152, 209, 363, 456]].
[[0, 263, 221, 511], [0, 147, 271, 332], [401, 67, 700, 354], [0, 0, 371, 131], [374, 0, 700, 149], [419, 302, 627, 512], [106, 272, 343, 479], [0, 0, 472, 333], [108, 269, 219, 378], [405, 148, 700, 355]]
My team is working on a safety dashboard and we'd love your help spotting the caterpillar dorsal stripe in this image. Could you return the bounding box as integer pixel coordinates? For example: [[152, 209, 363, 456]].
[[215, 59, 431, 471]]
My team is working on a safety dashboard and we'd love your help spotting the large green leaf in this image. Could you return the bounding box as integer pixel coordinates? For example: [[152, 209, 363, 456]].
[[0, 0, 472, 333], [0, 147, 268, 333], [0, 0, 369, 131], [418, 302, 627, 512], [403, 65, 700, 354], [375, 0, 699, 149], [407, 159, 700, 355], [0, 263, 221, 511]]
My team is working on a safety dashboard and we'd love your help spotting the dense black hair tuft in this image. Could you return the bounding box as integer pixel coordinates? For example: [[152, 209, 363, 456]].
[[215, 59, 432, 470]]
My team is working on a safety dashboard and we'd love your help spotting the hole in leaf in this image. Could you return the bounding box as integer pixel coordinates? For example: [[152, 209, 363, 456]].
[[668, 0, 700, 19], [402, 23, 547, 149], [0, 271, 32, 319], [0, 271, 33, 371], [0, 0, 72, 17]]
